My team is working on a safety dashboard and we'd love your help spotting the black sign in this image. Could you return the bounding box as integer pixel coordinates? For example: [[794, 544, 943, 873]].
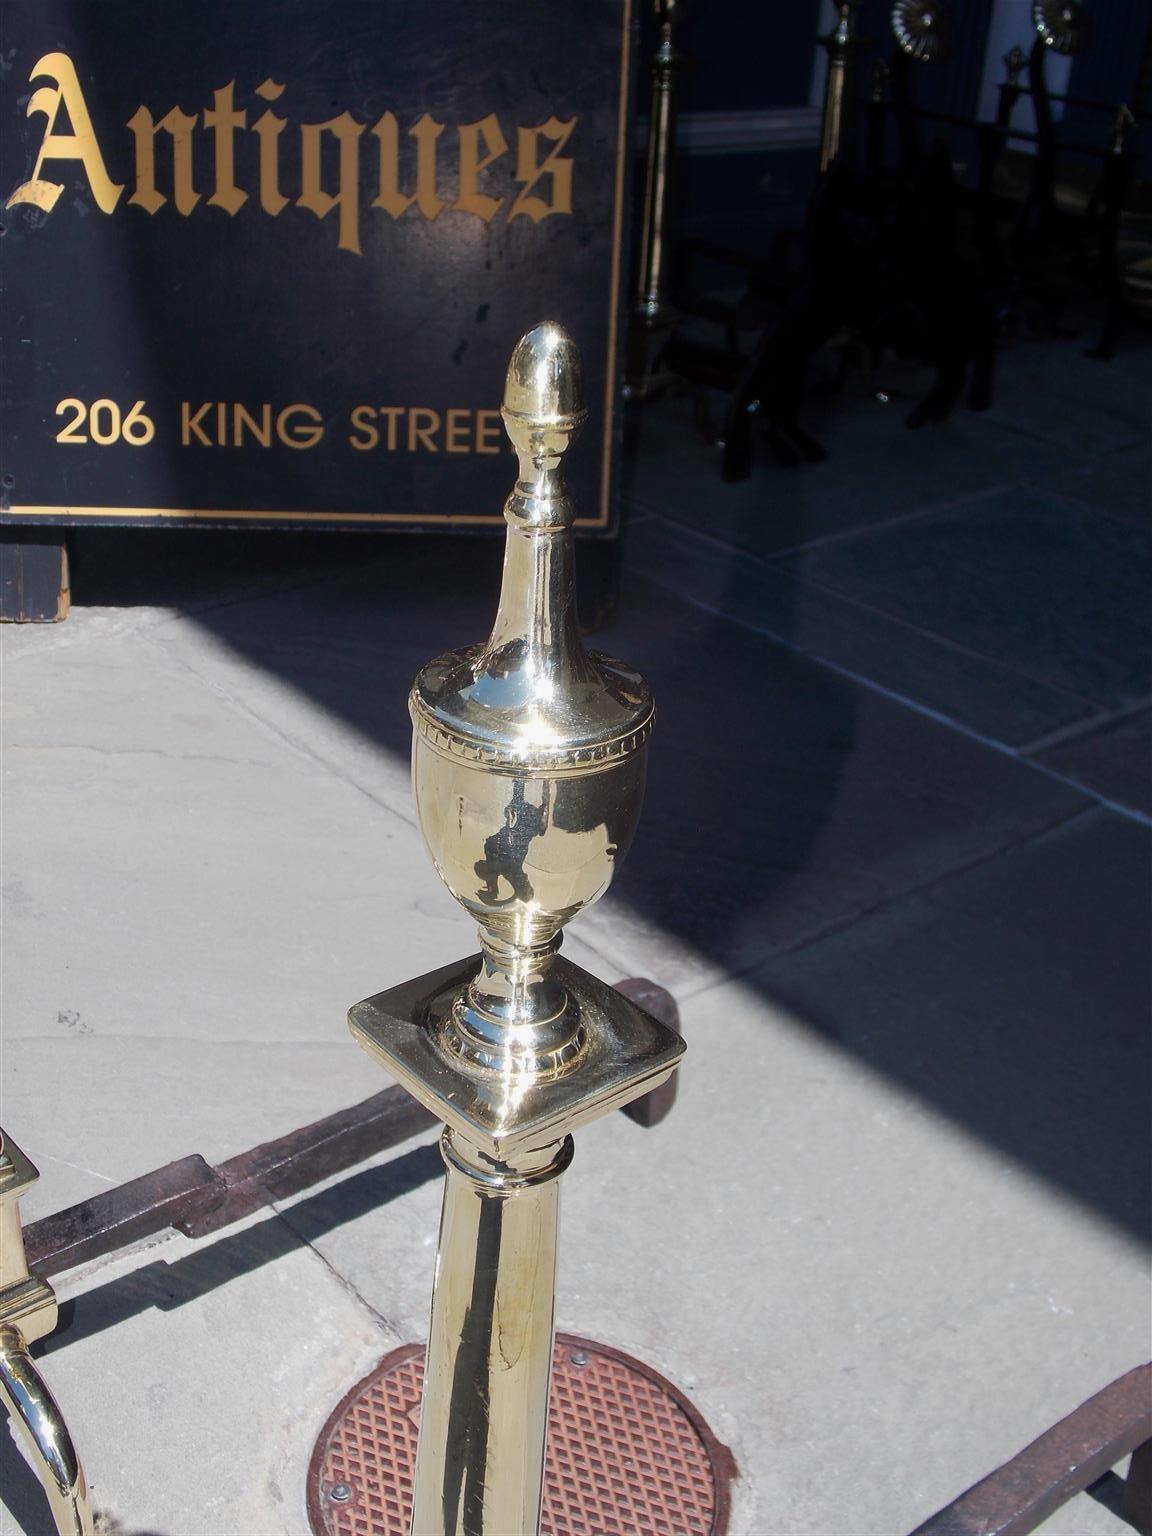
[[1, 1, 634, 531]]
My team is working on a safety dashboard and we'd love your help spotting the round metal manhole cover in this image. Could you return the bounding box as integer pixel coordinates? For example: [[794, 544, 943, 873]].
[[307, 1333, 735, 1535]]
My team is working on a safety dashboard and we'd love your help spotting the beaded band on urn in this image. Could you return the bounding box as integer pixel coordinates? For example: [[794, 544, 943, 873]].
[[349, 322, 684, 1536]]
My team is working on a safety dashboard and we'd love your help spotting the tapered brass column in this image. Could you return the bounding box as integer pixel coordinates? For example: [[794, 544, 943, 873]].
[[411, 1134, 568, 1532], [350, 323, 684, 1536], [0, 1131, 94, 1536]]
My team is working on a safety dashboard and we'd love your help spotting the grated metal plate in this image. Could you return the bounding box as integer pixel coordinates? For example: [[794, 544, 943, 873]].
[[307, 1333, 734, 1535]]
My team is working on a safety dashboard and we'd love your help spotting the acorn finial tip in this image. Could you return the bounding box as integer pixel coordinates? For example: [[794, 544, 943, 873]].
[[503, 321, 585, 427]]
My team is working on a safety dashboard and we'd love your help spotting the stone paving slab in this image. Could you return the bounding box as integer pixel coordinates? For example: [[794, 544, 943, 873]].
[[621, 373, 1090, 561], [5, 1036, 382, 1223], [2, 1205, 394, 1536], [1029, 440, 1152, 530], [779, 488, 1152, 713], [114, 560, 1091, 1000], [597, 582, 1088, 993], [278, 862, 1149, 1534], [624, 511, 1097, 747], [1032, 706, 1152, 817], [750, 805, 1151, 1243], [978, 337, 1152, 458], [0, 609, 618, 1214]]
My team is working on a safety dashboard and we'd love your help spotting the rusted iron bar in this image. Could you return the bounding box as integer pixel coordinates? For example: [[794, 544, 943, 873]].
[[616, 978, 681, 1127], [1130, 1437, 1152, 1536], [908, 1363, 1152, 1536], [23, 1089, 434, 1279], [23, 978, 679, 1279], [176, 1085, 435, 1239], [1122, 1440, 1152, 1535], [24, 1154, 220, 1279]]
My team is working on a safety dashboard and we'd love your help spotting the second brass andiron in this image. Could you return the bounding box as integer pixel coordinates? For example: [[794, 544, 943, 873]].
[[349, 322, 685, 1535], [627, 0, 686, 398], [0, 1129, 95, 1536], [818, 1, 859, 173]]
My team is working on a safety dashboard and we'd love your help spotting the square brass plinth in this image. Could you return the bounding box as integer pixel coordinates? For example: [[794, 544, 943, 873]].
[[0, 1131, 39, 1201], [349, 955, 685, 1159]]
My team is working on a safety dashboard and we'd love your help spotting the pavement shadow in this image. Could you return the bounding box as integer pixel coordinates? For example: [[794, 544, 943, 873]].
[[39, 1143, 441, 1357], [0, 1438, 168, 1536], [0, 1436, 60, 1536], [66, 507, 1152, 1250]]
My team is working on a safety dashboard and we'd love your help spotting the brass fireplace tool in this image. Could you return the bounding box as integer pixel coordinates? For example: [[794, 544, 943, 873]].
[[349, 322, 685, 1534], [0, 1129, 94, 1536]]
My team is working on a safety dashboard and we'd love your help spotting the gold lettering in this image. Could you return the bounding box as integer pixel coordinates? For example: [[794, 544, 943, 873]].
[[509, 117, 575, 222], [6, 52, 124, 214], [379, 407, 404, 451], [181, 402, 213, 446], [372, 112, 444, 220], [277, 403, 324, 448], [299, 111, 364, 255], [444, 408, 472, 453], [348, 405, 379, 451], [475, 409, 503, 454], [408, 409, 440, 452], [233, 403, 271, 447], [204, 82, 247, 215], [455, 115, 507, 222], [127, 105, 199, 215], [253, 80, 288, 216]]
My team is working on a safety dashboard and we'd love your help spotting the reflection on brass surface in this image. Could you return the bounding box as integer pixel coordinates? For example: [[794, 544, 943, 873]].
[[349, 323, 684, 1535], [819, 2, 859, 172], [891, 0, 955, 64], [0, 1131, 94, 1536]]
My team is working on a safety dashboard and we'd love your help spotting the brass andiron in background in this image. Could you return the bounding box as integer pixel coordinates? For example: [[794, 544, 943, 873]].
[[0, 1130, 94, 1536], [818, 1, 859, 172], [349, 322, 685, 1535], [890, 0, 955, 65], [627, 0, 686, 398]]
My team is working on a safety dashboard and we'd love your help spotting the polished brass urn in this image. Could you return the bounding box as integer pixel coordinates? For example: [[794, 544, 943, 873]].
[[350, 322, 684, 1536], [410, 324, 653, 1078]]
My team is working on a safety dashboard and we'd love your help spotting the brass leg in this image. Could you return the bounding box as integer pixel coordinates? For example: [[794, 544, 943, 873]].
[[1, 1133, 96, 1536], [0, 1326, 93, 1536], [410, 1133, 571, 1536]]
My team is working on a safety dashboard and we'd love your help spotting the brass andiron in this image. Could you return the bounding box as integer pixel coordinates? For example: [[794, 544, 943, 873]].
[[0, 1130, 95, 1536], [818, 1, 859, 173], [627, 0, 686, 398], [349, 322, 685, 1535], [890, 0, 955, 65]]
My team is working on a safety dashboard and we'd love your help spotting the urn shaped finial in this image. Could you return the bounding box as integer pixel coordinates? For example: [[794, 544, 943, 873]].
[[409, 324, 654, 1078]]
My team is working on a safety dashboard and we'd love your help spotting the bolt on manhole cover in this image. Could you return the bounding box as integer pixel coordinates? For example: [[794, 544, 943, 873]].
[[307, 1332, 735, 1535]]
